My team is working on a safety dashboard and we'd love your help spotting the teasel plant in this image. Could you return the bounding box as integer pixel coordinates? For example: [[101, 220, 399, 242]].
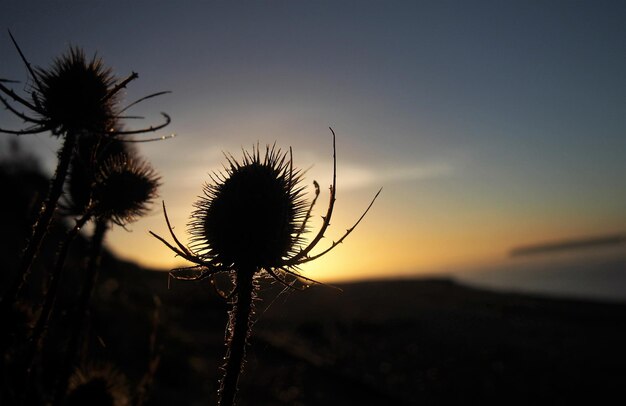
[[51, 134, 161, 406], [21, 147, 160, 404], [151, 128, 381, 406], [0, 31, 172, 314], [64, 363, 131, 406]]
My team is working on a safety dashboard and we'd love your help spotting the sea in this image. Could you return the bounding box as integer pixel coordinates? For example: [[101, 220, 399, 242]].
[[450, 244, 626, 303]]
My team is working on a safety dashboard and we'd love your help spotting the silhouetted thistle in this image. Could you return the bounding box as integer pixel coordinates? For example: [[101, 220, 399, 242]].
[[28, 47, 118, 136], [0, 35, 171, 138], [152, 129, 380, 406], [51, 150, 159, 406], [65, 365, 130, 406], [0, 33, 171, 310], [91, 153, 161, 226], [190, 144, 307, 270], [24, 152, 160, 398]]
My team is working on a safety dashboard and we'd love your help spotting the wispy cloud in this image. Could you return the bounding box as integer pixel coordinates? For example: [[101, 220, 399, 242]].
[[510, 234, 626, 257], [338, 162, 453, 189]]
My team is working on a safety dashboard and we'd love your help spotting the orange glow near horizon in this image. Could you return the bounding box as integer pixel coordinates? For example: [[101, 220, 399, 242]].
[[99, 109, 626, 284], [105, 176, 626, 284]]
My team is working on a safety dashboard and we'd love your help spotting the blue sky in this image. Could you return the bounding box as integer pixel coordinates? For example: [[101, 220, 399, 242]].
[[1, 1, 625, 283]]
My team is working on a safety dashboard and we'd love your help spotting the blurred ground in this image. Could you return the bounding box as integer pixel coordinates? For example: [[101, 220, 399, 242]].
[[99, 269, 626, 406]]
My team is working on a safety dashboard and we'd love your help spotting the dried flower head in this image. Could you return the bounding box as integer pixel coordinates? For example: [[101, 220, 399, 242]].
[[0, 33, 171, 138], [91, 153, 160, 226], [152, 129, 381, 292], [189, 145, 307, 270], [35, 47, 118, 135], [66, 365, 130, 406]]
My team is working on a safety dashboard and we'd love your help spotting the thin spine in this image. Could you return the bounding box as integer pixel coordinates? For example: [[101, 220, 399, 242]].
[[0, 93, 43, 124], [107, 112, 171, 135], [0, 81, 40, 112], [119, 90, 172, 113], [7, 30, 44, 92]]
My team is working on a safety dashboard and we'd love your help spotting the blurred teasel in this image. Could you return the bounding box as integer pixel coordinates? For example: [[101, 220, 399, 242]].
[[152, 128, 381, 406], [65, 364, 130, 406], [88, 152, 161, 226], [0, 32, 171, 309], [26, 151, 160, 370], [51, 147, 160, 406], [65, 132, 133, 216]]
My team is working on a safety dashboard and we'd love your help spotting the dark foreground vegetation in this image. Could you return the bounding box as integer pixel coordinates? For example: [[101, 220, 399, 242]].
[[2, 153, 626, 405]]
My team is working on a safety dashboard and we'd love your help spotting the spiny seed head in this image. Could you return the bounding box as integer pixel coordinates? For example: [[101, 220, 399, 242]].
[[35, 47, 118, 135], [66, 365, 129, 406], [67, 133, 133, 215], [91, 153, 160, 225], [189, 145, 308, 271]]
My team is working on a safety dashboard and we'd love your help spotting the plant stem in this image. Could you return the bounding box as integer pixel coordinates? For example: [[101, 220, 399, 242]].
[[218, 269, 255, 406], [0, 131, 77, 309], [135, 295, 163, 406], [52, 218, 107, 406], [24, 211, 91, 378]]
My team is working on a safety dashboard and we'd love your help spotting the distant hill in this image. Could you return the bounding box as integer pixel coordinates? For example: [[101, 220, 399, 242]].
[[90, 266, 626, 405]]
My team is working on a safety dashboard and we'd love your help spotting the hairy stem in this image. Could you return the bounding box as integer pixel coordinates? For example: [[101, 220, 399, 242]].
[[218, 269, 255, 406], [1, 131, 77, 309], [52, 218, 107, 406]]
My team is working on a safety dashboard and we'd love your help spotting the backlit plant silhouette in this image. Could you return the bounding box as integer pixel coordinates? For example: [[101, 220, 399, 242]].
[[64, 364, 131, 406], [15, 148, 160, 402], [58, 147, 160, 405], [0, 33, 170, 310], [152, 128, 380, 406]]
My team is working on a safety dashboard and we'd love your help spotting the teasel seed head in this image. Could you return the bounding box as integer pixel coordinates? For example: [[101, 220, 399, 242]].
[[35, 47, 118, 135], [189, 145, 307, 271], [66, 364, 130, 406], [91, 153, 160, 226], [67, 132, 133, 216]]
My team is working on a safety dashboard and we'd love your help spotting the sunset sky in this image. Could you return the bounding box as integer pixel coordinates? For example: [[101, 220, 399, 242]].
[[1, 1, 625, 284]]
